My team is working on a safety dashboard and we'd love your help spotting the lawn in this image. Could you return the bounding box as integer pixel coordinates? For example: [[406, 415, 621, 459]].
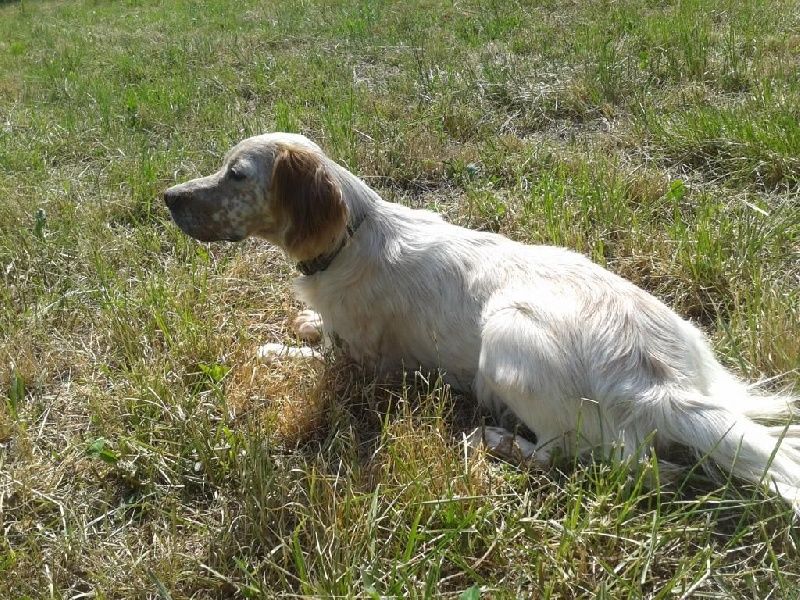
[[1, 0, 799, 597]]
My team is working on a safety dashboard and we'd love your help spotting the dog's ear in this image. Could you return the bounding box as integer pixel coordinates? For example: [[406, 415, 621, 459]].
[[270, 144, 348, 261]]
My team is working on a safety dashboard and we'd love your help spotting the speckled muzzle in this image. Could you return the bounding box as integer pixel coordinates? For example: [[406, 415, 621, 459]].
[[164, 173, 253, 242]]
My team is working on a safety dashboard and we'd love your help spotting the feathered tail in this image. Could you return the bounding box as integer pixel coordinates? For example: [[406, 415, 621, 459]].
[[654, 380, 800, 506]]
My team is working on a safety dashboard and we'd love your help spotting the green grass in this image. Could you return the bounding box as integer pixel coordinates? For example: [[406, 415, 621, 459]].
[[1, 0, 799, 597]]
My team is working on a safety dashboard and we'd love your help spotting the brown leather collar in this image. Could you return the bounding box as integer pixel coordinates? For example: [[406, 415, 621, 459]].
[[296, 214, 364, 276]]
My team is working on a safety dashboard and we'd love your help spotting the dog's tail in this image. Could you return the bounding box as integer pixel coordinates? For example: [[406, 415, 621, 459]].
[[652, 382, 800, 505]]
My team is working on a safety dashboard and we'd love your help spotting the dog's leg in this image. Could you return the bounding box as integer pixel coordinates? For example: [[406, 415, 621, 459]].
[[471, 297, 593, 465], [292, 309, 323, 343], [256, 342, 322, 363], [258, 310, 326, 363]]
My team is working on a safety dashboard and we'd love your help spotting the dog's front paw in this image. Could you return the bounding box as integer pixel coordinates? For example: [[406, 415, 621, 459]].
[[257, 343, 321, 363], [292, 309, 323, 343], [256, 343, 291, 363]]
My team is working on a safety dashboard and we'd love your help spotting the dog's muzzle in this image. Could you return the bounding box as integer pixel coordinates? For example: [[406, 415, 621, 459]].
[[163, 187, 244, 242]]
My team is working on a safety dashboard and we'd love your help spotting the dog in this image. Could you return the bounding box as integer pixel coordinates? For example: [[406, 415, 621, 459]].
[[165, 132, 800, 507]]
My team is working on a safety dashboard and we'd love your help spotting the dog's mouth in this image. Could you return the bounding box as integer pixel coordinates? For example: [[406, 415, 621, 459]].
[[167, 206, 246, 243]]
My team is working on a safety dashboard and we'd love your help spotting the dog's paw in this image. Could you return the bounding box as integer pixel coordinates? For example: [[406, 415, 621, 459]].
[[256, 343, 290, 363], [256, 343, 321, 363], [292, 309, 323, 343], [464, 426, 544, 464]]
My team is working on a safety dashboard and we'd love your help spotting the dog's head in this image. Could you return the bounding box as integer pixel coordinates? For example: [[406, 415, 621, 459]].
[[164, 133, 348, 261]]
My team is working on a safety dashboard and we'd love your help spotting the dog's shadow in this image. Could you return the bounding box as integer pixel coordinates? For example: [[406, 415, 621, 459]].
[[295, 358, 484, 461], [259, 358, 782, 524]]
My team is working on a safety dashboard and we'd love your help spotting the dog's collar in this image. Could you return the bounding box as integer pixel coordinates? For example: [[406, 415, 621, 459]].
[[295, 213, 364, 276]]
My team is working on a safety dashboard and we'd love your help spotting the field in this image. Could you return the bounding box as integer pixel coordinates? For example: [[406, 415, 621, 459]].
[[1, 0, 799, 597]]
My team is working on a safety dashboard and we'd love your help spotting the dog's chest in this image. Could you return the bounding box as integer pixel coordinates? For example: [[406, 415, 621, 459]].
[[296, 274, 481, 381]]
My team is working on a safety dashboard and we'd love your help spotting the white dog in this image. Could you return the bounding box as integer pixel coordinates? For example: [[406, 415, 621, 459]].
[[165, 132, 800, 506]]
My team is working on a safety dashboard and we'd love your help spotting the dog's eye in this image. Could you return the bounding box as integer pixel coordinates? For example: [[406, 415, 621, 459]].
[[229, 167, 246, 181]]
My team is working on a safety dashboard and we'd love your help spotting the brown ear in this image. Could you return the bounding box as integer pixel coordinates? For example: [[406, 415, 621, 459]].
[[271, 144, 348, 261]]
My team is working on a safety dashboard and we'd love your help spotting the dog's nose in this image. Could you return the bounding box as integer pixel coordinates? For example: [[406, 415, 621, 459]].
[[163, 188, 188, 209]]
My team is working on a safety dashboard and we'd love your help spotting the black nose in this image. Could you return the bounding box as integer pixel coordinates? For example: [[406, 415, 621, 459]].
[[164, 188, 189, 209]]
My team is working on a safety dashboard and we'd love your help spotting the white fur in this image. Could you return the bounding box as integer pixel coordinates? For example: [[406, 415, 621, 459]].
[[167, 133, 800, 508], [257, 342, 321, 362]]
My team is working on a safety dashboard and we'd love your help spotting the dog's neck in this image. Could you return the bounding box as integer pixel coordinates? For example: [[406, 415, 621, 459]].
[[295, 160, 375, 276], [295, 213, 364, 276]]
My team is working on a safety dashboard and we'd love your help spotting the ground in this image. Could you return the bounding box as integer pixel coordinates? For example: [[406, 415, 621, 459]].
[[1, 0, 799, 597]]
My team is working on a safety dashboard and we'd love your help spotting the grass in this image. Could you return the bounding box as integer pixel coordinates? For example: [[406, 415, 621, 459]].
[[1, 0, 799, 597]]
